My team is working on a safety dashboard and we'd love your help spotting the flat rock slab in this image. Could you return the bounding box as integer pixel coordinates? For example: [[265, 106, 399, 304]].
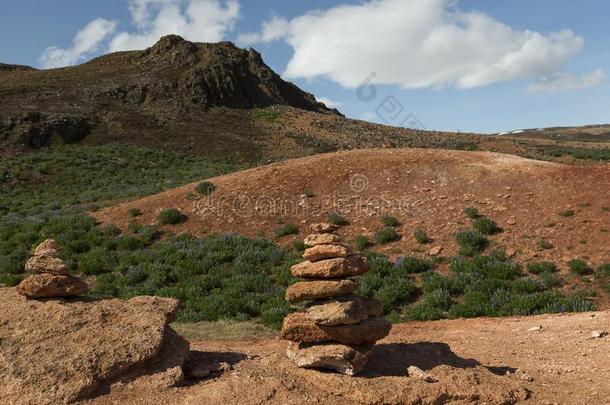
[[286, 342, 372, 376], [281, 313, 391, 345], [291, 255, 369, 279], [24, 255, 69, 275], [0, 288, 188, 404], [305, 295, 383, 326], [303, 244, 350, 262], [304, 233, 342, 246], [285, 280, 359, 303], [17, 273, 88, 297]]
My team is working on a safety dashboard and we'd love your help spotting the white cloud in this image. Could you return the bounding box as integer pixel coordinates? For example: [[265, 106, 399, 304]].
[[40, 18, 117, 68], [109, 0, 240, 52], [237, 16, 289, 45], [39, 0, 239, 68], [316, 96, 342, 108], [528, 69, 605, 93], [241, 0, 585, 90]]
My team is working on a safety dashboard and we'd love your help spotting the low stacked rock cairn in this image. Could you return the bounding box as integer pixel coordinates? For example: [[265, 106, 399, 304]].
[[281, 223, 391, 376], [16, 239, 89, 298]]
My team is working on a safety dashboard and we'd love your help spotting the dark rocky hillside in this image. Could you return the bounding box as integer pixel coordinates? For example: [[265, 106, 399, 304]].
[[0, 35, 337, 158]]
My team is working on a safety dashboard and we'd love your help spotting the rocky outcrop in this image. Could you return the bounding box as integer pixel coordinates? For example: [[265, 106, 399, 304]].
[[281, 224, 391, 375], [304, 233, 342, 246], [0, 35, 339, 156], [0, 288, 189, 404]]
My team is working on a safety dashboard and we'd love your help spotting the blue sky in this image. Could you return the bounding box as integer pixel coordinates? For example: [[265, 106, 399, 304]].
[[1, 0, 608, 133]]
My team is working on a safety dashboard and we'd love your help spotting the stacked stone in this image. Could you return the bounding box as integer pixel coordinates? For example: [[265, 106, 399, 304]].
[[281, 223, 391, 376], [16, 239, 89, 298]]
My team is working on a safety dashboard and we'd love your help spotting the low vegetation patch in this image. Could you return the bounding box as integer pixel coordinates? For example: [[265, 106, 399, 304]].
[[375, 227, 400, 244], [381, 215, 400, 227], [413, 229, 430, 244], [527, 261, 558, 274], [455, 229, 488, 257], [275, 224, 299, 238], [568, 259, 593, 276], [328, 212, 349, 226], [195, 181, 216, 195], [472, 217, 501, 235], [558, 209, 575, 217], [354, 235, 371, 251], [464, 207, 480, 219], [157, 208, 186, 225], [128, 208, 142, 217]]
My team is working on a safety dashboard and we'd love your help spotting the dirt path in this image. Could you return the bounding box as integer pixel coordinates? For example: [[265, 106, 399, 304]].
[[86, 310, 610, 404]]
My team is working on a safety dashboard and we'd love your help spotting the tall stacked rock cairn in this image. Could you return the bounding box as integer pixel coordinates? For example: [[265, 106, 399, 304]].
[[16, 239, 89, 298], [281, 223, 391, 376]]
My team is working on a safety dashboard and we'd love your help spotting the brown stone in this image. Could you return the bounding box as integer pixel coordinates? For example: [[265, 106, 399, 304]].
[[305, 295, 382, 326], [303, 244, 350, 262], [286, 341, 372, 376], [304, 233, 342, 246], [285, 280, 359, 303], [310, 223, 339, 233], [32, 239, 61, 258], [291, 255, 369, 279], [16, 274, 89, 298], [24, 255, 69, 275], [281, 313, 391, 345], [0, 289, 187, 404]]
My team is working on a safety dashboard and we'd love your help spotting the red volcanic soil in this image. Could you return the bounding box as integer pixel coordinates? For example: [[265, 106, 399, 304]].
[[94, 148, 610, 295], [85, 309, 610, 404]]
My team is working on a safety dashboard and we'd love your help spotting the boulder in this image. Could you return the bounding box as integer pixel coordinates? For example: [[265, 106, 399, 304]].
[[303, 244, 350, 262], [281, 313, 391, 345], [305, 295, 383, 326], [286, 341, 372, 376], [32, 239, 61, 258], [310, 223, 339, 233], [285, 280, 359, 303], [291, 255, 369, 279], [304, 233, 342, 246], [0, 288, 188, 404], [16, 274, 88, 298], [24, 255, 69, 275]]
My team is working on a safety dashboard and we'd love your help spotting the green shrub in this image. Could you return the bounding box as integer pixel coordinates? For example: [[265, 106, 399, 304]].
[[568, 259, 592, 275], [381, 215, 400, 227], [558, 209, 575, 217], [328, 212, 349, 226], [0, 274, 23, 287], [375, 227, 400, 244], [395, 257, 434, 274], [128, 220, 141, 234], [275, 224, 299, 238], [540, 272, 561, 288], [597, 263, 610, 278], [527, 261, 557, 274], [413, 229, 430, 244], [455, 229, 488, 256], [472, 217, 501, 235], [539, 238, 553, 250], [405, 303, 444, 321], [354, 235, 371, 250], [128, 208, 142, 217], [157, 208, 186, 225], [195, 181, 215, 195], [464, 207, 480, 219]]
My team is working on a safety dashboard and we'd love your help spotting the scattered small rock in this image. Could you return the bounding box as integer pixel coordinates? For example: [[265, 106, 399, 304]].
[[591, 330, 608, 339], [528, 326, 544, 332], [428, 246, 442, 256], [407, 365, 437, 383]]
